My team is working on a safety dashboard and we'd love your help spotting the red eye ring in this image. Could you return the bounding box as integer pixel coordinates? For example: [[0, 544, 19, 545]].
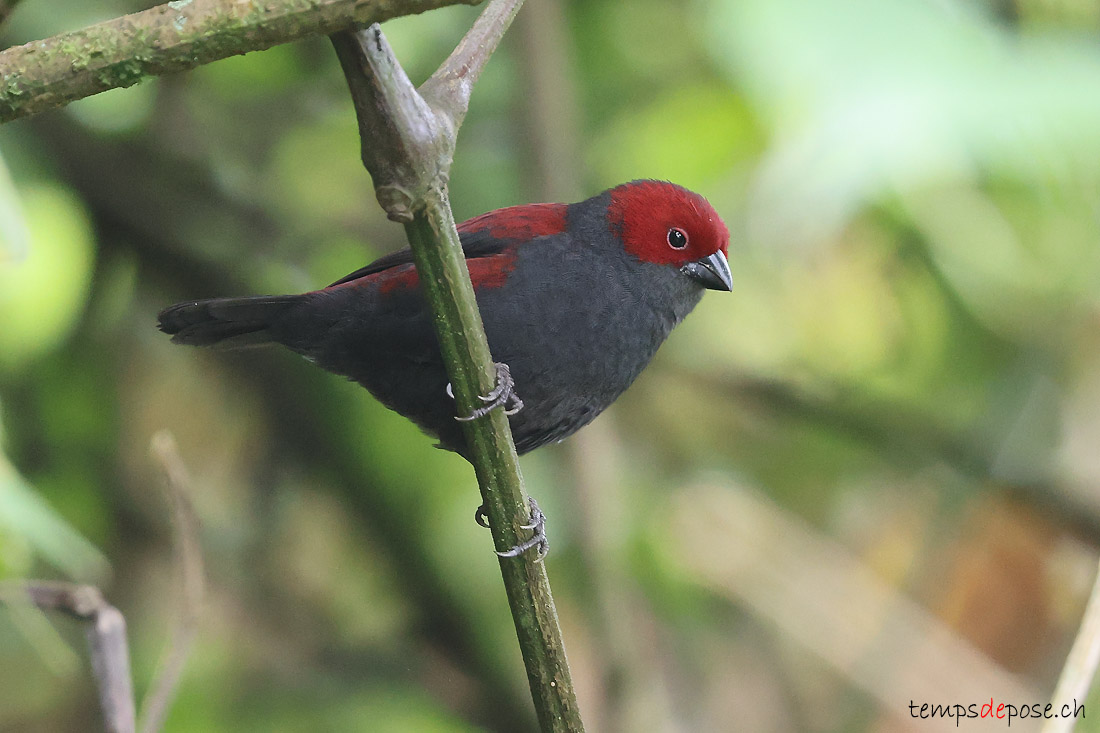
[[667, 227, 688, 249]]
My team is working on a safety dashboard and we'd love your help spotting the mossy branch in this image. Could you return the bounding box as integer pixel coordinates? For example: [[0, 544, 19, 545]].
[[331, 7, 585, 731], [0, 0, 479, 124]]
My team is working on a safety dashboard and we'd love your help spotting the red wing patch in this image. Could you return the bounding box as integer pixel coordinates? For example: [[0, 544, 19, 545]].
[[324, 201, 559, 296], [332, 250, 519, 295], [375, 263, 419, 295], [458, 203, 567, 241]]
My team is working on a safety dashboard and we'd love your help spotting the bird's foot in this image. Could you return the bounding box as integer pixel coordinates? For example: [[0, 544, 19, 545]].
[[474, 497, 548, 561], [447, 362, 524, 422]]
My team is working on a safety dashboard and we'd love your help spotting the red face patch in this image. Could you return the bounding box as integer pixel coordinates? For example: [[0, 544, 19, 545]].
[[458, 203, 567, 241], [606, 181, 729, 268]]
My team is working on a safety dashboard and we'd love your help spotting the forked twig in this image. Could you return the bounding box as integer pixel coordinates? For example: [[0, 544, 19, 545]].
[[329, 3, 585, 730], [139, 431, 205, 733], [1, 431, 205, 733]]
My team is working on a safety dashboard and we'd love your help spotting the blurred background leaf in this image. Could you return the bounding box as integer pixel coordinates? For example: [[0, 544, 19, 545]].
[[0, 152, 29, 266], [0, 450, 109, 582]]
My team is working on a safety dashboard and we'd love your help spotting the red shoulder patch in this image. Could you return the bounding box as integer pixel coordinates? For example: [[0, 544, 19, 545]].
[[457, 203, 567, 241]]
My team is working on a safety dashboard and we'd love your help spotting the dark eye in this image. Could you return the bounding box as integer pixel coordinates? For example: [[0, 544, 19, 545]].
[[667, 227, 688, 249]]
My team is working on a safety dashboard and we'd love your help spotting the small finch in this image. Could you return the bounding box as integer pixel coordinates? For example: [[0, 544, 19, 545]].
[[158, 180, 731, 458]]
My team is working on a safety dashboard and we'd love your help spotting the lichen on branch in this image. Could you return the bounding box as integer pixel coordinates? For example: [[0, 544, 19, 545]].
[[0, 0, 480, 124]]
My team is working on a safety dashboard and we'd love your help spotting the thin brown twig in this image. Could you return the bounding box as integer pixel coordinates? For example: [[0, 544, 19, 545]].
[[0, 434, 206, 733], [1, 581, 136, 733], [139, 431, 205, 733], [1042, 559, 1100, 733]]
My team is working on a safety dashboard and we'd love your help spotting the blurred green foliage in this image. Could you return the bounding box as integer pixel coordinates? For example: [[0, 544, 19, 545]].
[[3, 0, 1100, 731]]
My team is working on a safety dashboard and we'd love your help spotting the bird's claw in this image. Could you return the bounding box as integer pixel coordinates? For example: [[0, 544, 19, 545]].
[[498, 498, 548, 560], [447, 362, 524, 422], [474, 504, 491, 529], [473, 497, 549, 561]]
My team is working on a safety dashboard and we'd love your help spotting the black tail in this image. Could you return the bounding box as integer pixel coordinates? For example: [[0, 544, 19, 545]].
[[157, 295, 304, 348]]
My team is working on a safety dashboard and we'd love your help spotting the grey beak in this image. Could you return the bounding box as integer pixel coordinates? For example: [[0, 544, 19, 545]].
[[681, 250, 732, 292]]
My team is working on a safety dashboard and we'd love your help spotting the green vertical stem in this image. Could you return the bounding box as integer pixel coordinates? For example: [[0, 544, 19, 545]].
[[332, 4, 585, 727], [401, 188, 585, 731]]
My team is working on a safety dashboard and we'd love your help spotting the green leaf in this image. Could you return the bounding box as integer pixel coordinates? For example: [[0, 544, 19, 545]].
[[0, 184, 95, 372], [0, 452, 110, 583], [708, 0, 1100, 246]]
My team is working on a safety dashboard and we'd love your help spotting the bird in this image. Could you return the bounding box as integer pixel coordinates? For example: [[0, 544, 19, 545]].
[[158, 180, 731, 460]]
